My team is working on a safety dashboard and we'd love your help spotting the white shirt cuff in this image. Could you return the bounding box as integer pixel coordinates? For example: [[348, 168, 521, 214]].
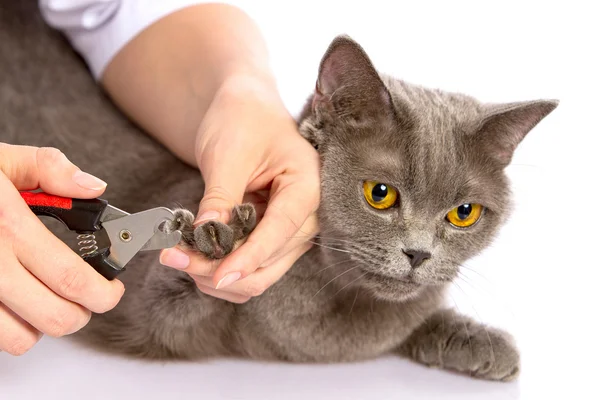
[[39, 0, 208, 80]]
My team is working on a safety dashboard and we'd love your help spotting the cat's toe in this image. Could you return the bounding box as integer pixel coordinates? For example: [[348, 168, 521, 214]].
[[193, 221, 234, 259], [482, 331, 520, 382], [459, 328, 520, 382], [230, 203, 257, 236], [168, 208, 196, 247]]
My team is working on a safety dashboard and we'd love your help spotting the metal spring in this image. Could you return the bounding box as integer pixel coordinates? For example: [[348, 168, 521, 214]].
[[77, 234, 98, 257]]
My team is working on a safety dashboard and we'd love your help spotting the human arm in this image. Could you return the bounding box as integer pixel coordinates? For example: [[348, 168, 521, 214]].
[[40, 1, 320, 301]]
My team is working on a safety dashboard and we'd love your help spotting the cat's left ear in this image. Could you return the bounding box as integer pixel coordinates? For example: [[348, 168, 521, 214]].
[[475, 99, 559, 167], [312, 35, 395, 122]]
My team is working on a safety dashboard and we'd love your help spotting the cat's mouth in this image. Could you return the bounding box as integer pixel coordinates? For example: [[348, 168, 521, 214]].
[[364, 271, 418, 286], [361, 270, 422, 301]]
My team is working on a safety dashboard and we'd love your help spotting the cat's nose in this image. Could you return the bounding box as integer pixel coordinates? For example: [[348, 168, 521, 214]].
[[402, 249, 431, 268]]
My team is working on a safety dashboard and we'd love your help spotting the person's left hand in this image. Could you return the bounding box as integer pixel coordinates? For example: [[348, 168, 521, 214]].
[[159, 73, 320, 303]]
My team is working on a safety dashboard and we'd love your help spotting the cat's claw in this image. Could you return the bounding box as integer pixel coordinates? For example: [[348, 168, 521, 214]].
[[194, 221, 234, 259], [229, 203, 257, 237]]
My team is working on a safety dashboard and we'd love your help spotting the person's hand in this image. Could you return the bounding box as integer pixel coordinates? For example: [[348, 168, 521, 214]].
[[159, 73, 320, 303], [0, 144, 125, 355]]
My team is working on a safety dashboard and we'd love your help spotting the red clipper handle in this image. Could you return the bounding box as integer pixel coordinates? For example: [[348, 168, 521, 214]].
[[21, 192, 108, 233]]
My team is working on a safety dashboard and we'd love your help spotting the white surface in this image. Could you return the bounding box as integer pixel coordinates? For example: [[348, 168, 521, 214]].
[[2, 1, 599, 399]]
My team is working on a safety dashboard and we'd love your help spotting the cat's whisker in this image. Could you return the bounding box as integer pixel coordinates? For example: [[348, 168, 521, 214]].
[[451, 280, 497, 368], [458, 263, 494, 287], [284, 235, 362, 250], [307, 240, 353, 254], [313, 235, 363, 245], [349, 288, 360, 317], [309, 257, 354, 278], [506, 163, 538, 168], [456, 270, 484, 292], [282, 234, 364, 249], [402, 302, 427, 327], [457, 266, 516, 320], [330, 272, 368, 299], [312, 265, 361, 298], [431, 287, 444, 331], [447, 291, 474, 367]]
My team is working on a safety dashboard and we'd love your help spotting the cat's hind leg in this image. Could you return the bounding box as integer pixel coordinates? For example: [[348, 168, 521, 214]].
[[397, 308, 520, 382]]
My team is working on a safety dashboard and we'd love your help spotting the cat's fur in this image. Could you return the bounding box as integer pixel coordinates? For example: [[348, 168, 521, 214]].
[[0, 2, 558, 382]]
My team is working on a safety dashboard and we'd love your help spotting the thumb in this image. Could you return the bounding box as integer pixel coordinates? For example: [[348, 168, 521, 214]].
[[196, 169, 248, 225], [0, 144, 106, 198]]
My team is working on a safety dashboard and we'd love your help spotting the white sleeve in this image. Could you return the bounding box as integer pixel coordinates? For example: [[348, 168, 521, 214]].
[[38, 0, 209, 80]]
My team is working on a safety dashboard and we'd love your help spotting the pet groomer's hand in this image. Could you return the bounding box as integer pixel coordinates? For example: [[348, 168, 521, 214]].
[[0, 144, 125, 355], [99, 4, 320, 303], [164, 75, 320, 303]]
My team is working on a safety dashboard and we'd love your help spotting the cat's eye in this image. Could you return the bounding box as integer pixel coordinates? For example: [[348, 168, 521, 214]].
[[446, 203, 483, 228], [363, 181, 398, 210]]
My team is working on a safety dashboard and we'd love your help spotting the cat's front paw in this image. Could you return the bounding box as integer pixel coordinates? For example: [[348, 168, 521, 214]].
[[191, 203, 257, 260], [443, 325, 520, 382], [400, 310, 520, 382]]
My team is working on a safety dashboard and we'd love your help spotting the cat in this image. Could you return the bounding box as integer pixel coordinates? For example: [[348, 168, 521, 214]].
[[77, 35, 557, 382], [0, 2, 557, 382]]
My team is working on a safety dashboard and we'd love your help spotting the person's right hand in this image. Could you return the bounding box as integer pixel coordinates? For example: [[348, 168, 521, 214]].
[[0, 144, 125, 356]]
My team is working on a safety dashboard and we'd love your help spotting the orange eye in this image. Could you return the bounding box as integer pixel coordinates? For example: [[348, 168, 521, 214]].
[[363, 181, 398, 210], [446, 203, 483, 228]]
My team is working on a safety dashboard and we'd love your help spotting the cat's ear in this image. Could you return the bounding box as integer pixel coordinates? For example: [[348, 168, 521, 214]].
[[475, 99, 559, 166], [312, 35, 394, 121]]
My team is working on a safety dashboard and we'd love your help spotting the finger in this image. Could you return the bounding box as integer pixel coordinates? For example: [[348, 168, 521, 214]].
[[159, 247, 221, 277], [212, 174, 319, 285], [196, 242, 312, 298], [0, 143, 107, 197], [1, 174, 125, 313], [260, 213, 319, 268], [193, 282, 251, 304], [0, 257, 92, 338], [195, 150, 250, 225], [0, 302, 42, 356]]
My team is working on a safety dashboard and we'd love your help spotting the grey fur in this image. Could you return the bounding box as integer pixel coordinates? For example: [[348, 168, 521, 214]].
[[0, 3, 558, 382]]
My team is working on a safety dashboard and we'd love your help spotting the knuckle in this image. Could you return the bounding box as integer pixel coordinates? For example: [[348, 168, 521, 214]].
[[247, 240, 269, 265], [0, 207, 17, 240], [56, 267, 86, 299], [233, 296, 251, 304], [243, 281, 267, 298], [94, 288, 122, 314], [37, 147, 66, 165], [5, 337, 37, 356], [44, 307, 87, 337], [201, 186, 236, 208], [0, 143, 11, 172]]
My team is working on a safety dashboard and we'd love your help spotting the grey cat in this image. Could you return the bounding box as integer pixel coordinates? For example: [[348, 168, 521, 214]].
[[0, 3, 557, 383]]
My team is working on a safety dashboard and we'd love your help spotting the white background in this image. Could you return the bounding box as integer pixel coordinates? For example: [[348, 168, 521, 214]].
[[1, 1, 599, 399]]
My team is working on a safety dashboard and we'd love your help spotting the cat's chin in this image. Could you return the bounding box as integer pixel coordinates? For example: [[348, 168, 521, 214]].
[[362, 272, 424, 302]]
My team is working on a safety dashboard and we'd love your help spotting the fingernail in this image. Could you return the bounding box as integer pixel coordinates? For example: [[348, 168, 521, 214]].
[[195, 210, 220, 224], [215, 272, 241, 289], [159, 248, 190, 270], [72, 170, 107, 190]]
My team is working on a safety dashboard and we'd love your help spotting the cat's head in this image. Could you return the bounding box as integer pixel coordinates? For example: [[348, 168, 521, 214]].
[[299, 35, 558, 302]]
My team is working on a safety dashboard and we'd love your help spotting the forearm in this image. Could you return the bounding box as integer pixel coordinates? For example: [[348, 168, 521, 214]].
[[100, 3, 279, 166]]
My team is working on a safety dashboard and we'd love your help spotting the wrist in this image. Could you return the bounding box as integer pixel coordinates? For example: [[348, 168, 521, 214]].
[[193, 68, 290, 163]]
